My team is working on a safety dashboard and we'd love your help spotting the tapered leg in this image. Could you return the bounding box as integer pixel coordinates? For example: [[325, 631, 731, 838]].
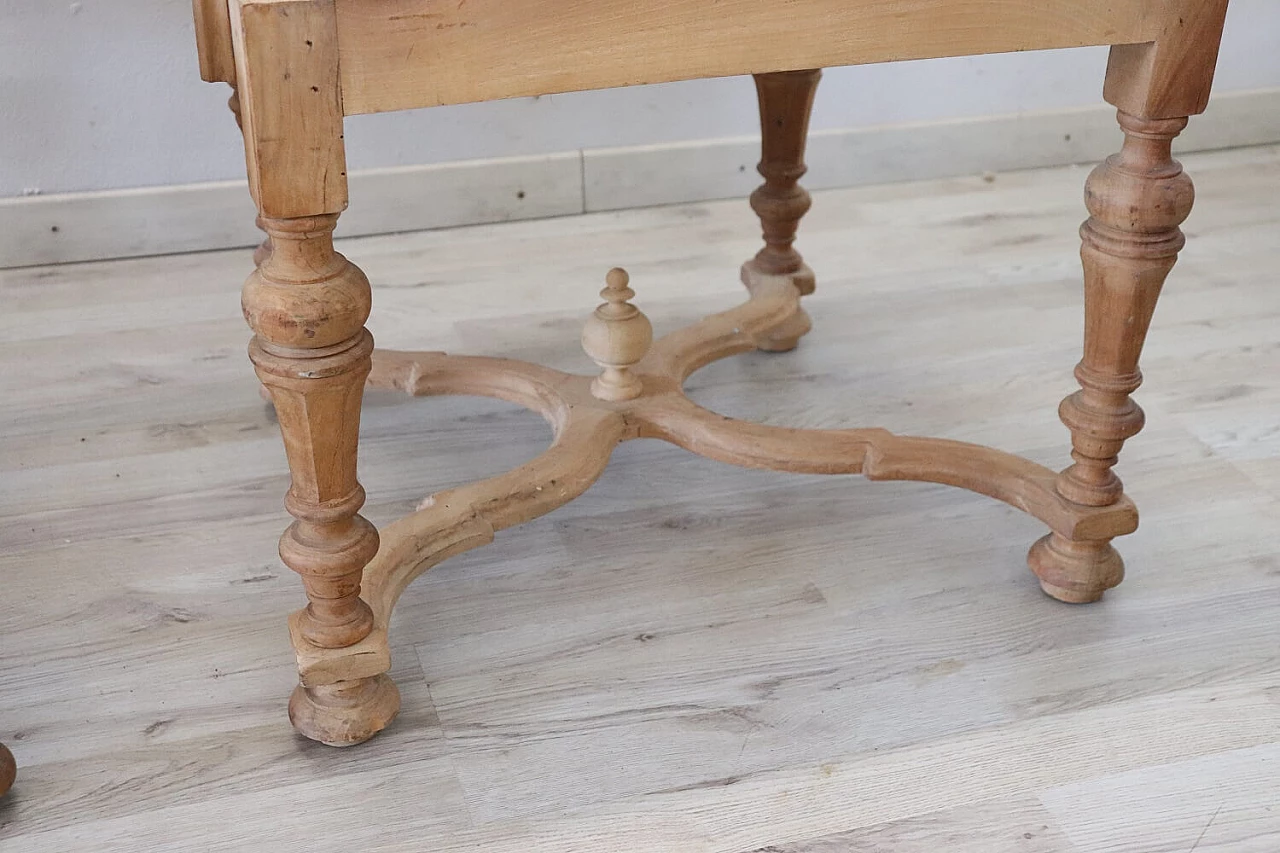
[[1029, 110, 1194, 603], [232, 0, 398, 744], [743, 69, 821, 352], [245, 214, 399, 743], [246, 216, 377, 647]]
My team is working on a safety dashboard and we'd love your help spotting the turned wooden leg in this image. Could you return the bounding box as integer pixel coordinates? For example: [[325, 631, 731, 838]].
[[1029, 110, 1194, 603], [742, 69, 821, 352], [232, 0, 398, 744], [246, 215, 399, 744]]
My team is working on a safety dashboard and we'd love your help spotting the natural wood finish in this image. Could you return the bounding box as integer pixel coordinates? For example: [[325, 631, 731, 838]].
[[192, 0, 236, 84], [244, 213, 394, 745], [747, 71, 821, 283], [0, 742, 14, 798], [1104, 0, 1230, 119], [3, 144, 1278, 850], [743, 70, 821, 353], [287, 673, 400, 748], [1028, 108, 1195, 604], [293, 353, 629, 687], [226, 84, 241, 130], [582, 268, 654, 402], [208, 0, 1231, 746], [291, 270, 1138, 697], [225, 85, 274, 267], [332, 0, 1217, 115], [229, 0, 348, 218], [228, 0, 388, 744], [251, 216, 273, 269]]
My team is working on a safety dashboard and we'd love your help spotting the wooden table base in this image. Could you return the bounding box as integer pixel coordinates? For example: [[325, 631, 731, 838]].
[[285, 257, 1142, 746], [277, 97, 1197, 747], [206, 24, 1210, 743]]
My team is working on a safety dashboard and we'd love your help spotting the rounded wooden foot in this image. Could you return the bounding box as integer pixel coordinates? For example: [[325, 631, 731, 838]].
[[754, 306, 812, 352], [741, 262, 815, 352], [289, 674, 400, 747], [1027, 533, 1124, 604], [0, 742, 14, 797]]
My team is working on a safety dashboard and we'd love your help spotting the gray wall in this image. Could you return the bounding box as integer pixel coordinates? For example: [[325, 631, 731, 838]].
[[3, 0, 1279, 199]]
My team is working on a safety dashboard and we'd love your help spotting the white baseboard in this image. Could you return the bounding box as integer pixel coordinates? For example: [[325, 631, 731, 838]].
[[3, 88, 1278, 269], [0, 153, 584, 269], [583, 88, 1280, 210]]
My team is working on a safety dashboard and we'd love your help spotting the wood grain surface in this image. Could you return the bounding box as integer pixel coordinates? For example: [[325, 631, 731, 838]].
[[334, 0, 1206, 114], [1, 144, 1277, 851]]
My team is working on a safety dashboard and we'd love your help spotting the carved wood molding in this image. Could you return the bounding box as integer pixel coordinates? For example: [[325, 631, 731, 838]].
[[290, 268, 1138, 687]]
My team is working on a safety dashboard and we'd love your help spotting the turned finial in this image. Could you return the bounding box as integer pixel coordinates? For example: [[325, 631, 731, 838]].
[[582, 267, 653, 401]]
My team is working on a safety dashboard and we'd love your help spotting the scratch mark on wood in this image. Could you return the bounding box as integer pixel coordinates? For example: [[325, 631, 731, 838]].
[[1189, 802, 1223, 852]]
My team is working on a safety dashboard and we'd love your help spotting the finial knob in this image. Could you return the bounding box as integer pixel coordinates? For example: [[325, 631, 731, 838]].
[[582, 267, 653, 401]]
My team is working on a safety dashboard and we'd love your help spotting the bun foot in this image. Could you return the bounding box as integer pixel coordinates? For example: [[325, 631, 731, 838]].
[[0, 742, 14, 796], [1028, 533, 1124, 604], [289, 674, 401, 747], [741, 262, 816, 352], [753, 306, 812, 352]]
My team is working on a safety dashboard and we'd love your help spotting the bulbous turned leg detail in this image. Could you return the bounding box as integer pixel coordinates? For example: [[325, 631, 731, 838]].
[[743, 69, 821, 352], [1030, 110, 1193, 603], [245, 214, 398, 744]]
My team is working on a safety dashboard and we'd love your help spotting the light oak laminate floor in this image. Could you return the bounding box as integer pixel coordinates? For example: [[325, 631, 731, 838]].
[[1, 144, 1277, 852]]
